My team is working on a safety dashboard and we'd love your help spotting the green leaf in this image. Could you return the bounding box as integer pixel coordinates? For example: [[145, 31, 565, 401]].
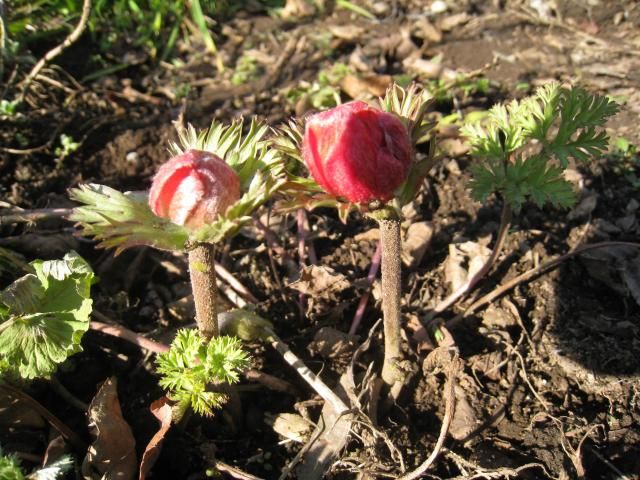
[[69, 184, 189, 254], [0, 446, 24, 480], [156, 329, 250, 418], [0, 252, 95, 379]]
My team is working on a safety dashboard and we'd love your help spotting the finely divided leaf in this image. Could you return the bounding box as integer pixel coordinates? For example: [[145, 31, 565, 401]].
[[156, 329, 250, 418], [0, 252, 95, 379]]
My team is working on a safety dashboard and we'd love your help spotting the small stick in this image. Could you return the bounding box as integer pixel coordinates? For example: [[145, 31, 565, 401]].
[[0, 207, 72, 224], [215, 263, 259, 304], [349, 241, 382, 335], [398, 353, 458, 480], [432, 203, 512, 316], [265, 328, 349, 415], [19, 0, 91, 102], [91, 313, 169, 354], [0, 382, 86, 450], [449, 240, 640, 327], [49, 377, 89, 411]]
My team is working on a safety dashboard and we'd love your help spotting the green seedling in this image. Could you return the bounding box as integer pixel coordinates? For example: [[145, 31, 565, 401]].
[[156, 329, 250, 419], [463, 83, 618, 211]]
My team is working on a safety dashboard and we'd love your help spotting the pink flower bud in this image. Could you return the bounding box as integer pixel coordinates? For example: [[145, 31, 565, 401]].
[[149, 150, 240, 230], [302, 101, 413, 204]]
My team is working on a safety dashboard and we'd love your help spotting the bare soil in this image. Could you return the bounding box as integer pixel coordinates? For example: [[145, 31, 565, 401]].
[[1, 1, 639, 479]]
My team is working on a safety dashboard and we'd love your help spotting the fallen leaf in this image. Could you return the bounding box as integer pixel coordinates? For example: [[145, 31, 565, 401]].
[[139, 397, 173, 480], [308, 327, 358, 360], [288, 265, 350, 297], [402, 57, 444, 79], [266, 412, 313, 443], [296, 374, 353, 479], [567, 193, 598, 220], [449, 385, 477, 440], [340, 74, 393, 99], [437, 12, 471, 31], [444, 239, 492, 292], [82, 377, 137, 480], [412, 17, 443, 43], [328, 24, 365, 41], [580, 246, 640, 307], [402, 221, 433, 268]]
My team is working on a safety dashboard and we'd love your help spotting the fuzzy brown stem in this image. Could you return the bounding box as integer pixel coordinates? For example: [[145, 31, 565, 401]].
[[379, 217, 404, 392], [188, 243, 219, 340]]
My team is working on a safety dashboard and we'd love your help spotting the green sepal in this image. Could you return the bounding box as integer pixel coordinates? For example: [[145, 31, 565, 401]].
[[0, 252, 95, 379], [69, 184, 189, 254]]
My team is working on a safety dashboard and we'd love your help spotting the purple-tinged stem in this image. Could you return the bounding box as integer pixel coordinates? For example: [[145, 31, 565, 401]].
[[349, 241, 382, 335], [297, 209, 308, 316]]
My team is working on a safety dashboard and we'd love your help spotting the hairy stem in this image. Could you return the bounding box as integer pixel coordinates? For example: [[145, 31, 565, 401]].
[[188, 243, 219, 340], [378, 217, 404, 393], [432, 202, 512, 315]]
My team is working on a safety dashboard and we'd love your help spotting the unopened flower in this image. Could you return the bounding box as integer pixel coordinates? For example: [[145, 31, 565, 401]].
[[302, 101, 412, 204], [149, 150, 240, 230]]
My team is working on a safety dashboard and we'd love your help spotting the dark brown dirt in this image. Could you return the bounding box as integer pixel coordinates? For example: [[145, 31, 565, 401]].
[[1, 1, 640, 479]]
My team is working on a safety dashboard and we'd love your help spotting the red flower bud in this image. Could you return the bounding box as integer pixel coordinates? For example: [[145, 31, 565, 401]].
[[302, 101, 413, 203], [149, 150, 241, 230]]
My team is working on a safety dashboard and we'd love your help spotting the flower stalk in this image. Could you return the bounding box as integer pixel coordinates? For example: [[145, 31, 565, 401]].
[[376, 211, 404, 394], [188, 243, 219, 341]]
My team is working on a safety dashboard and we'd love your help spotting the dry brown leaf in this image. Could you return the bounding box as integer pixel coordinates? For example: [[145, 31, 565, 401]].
[[288, 265, 350, 297], [82, 377, 137, 480], [402, 57, 444, 79], [266, 412, 313, 443], [444, 240, 492, 292], [449, 385, 478, 440], [580, 246, 640, 307], [308, 327, 358, 360], [139, 397, 173, 480], [413, 17, 443, 43], [402, 221, 433, 269], [437, 12, 471, 31], [328, 24, 366, 41], [340, 74, 393, 99]]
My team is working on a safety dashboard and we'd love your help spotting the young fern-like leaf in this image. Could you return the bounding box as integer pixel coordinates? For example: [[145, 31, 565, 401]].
[[465, 83, 617, 211], [156, 329, 250, 419]]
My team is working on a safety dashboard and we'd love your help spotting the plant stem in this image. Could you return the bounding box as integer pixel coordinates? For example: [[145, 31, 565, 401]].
[[349, 241, 382, 335], [378, 216, 404, 393], [188, 243, 219, 341], [432, 202, 512, 315]]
